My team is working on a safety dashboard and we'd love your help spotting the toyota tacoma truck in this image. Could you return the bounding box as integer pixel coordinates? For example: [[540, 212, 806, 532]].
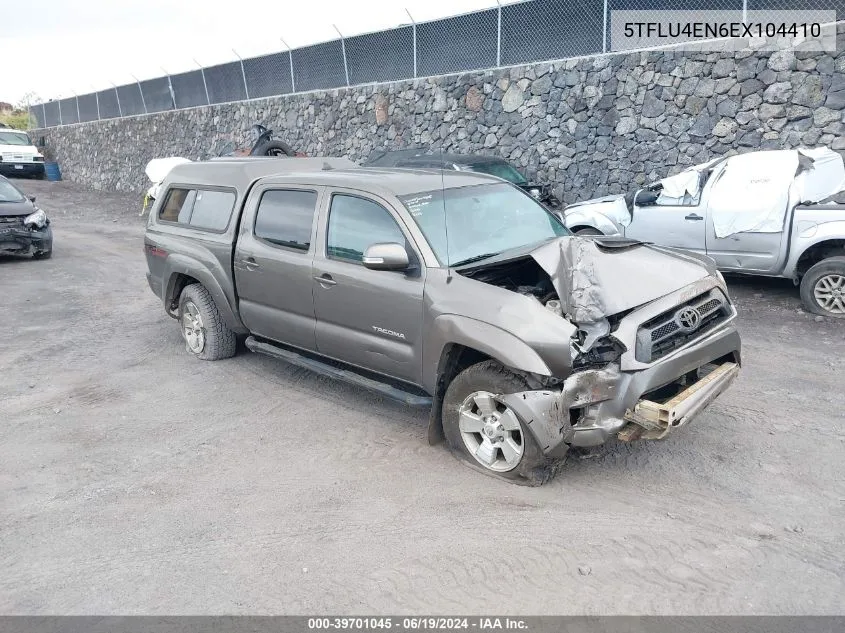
[[144, 157, 741, 485]]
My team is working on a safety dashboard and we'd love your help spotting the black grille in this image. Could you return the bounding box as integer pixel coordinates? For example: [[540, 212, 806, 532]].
[[0, 216, 24, 227], [636, 290, 731, 363]]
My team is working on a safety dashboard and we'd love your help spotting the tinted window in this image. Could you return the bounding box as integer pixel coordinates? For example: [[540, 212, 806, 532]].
[[158, 188, 196, 223], [189, 190, 236, 230], [0, 178, 25, 202], [254, 189, 318, 251], [327, 195, 405, 262]]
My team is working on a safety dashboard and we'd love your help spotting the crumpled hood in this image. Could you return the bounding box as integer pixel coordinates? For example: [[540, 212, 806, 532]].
[[530, 236, 712, 323]]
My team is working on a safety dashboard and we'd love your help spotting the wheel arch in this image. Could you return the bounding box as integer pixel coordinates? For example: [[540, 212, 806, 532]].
[[424, 316, 553, 445], [794, 238, 845, 278], [163, 255, 248, 334]]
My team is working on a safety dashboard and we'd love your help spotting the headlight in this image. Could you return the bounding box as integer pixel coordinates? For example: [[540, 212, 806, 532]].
[[529, 188, 541, 198], [24, 209, 47, 228]]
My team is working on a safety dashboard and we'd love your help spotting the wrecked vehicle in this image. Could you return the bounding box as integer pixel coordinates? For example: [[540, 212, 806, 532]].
[[563, 148, 845, 318], [0, 175, 52, 259], [365, 148, 562, 209], [144, 158, 740, 484]]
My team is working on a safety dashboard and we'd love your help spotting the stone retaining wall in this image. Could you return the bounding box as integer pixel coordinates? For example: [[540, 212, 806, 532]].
[[33, 24, 845, 204]]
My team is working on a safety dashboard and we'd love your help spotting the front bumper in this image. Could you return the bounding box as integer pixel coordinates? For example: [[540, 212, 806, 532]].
[[500, 320, 741, 456], [0, 224, 53, 255], [0, 162, 45, 177]]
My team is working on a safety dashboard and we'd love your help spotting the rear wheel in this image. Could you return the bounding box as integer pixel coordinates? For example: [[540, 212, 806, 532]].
[[178, 284, 237, 360], [800, 256, 845, 318], [32, 249, 52, 259], [441, 361, 563, 485]]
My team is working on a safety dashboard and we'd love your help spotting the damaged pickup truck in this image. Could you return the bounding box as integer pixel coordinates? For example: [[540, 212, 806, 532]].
[[563, 148, 845, 318], [144, 158, 741, 484]]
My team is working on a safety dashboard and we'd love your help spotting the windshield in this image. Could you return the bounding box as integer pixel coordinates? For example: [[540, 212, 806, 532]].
[[400, 182, 569, 266], [0, 178, 25, 203], [0, 131, 33, 146], [464, 161, 528, 186]]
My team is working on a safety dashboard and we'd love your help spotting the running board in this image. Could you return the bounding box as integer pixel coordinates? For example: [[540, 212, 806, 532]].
[[244, 336, 432, 407]]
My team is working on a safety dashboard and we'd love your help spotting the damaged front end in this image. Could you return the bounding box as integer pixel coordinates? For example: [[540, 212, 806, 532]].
[[456, 236, 741, 456], [0, 211, 52, 257]]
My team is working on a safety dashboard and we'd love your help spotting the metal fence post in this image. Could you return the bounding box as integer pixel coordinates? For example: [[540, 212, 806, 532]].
[[58, 98, 63, 125], [233, 49, 250, 100], [41, 102, 46, 128], [334, 25, 350, 86], [162, 67, 176, 109], [496, 0, 502, 67], [133, 74, 148, 114], [603, 0, 608, 53], [194, 59, 211, 105], [406, 9, 417, 77], [281, 38, 296, 92], [112, 83, 123, 117], [74, 93, 81, 123], [94, 88, 101, 120], [742, 0, 748, 24]]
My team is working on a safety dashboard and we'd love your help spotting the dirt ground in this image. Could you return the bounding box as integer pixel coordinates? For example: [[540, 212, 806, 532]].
[[2, 179, 843, 615]]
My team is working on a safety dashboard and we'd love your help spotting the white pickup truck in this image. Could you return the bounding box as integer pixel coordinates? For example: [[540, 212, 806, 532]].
[[0, 128, 45, 179], [563, 148, 845, 318]]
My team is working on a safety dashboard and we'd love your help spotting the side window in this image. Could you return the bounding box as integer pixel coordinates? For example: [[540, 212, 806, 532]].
[[254, 189, 318, 251], [159, 188, 196, 223], [189, 190, 236, 231], [327, 194, 406, 263], [158, 187, 234, 230]]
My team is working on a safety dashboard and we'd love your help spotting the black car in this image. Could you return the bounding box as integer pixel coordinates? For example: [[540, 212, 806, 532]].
[[0, 176, 52, 259], [364, 149, 562, 209]]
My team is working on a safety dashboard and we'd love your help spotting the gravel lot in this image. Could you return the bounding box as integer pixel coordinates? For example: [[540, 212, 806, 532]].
[[2, 179, 844, 615]]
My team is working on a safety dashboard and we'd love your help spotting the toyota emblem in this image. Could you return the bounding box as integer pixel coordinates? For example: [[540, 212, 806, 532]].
[[675, 307, 702, 332]]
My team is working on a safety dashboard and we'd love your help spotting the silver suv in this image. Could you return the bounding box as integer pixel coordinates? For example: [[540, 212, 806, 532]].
[[144, 158, 741, 484]]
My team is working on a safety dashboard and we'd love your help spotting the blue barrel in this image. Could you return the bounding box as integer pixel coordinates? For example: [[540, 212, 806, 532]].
[[45, 161, 62, 181]]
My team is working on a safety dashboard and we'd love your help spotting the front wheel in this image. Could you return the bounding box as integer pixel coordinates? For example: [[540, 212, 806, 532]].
[[800, 256, 845, 318], [178, 284, 237, 360], [574, 227, 603, 236], [441, 361, 563, 485]]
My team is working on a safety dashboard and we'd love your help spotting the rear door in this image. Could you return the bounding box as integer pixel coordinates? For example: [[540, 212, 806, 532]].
[[312, 189, 425, 385], [234, 184, 324, 351]]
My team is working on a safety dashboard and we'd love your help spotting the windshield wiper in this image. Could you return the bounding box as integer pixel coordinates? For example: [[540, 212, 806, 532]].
[[451, 252, 499, 267]]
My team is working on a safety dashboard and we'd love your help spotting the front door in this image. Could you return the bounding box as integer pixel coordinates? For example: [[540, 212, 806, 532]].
[[312, 191, 425, 386], [234, 186, 323, 351], [624, 194, 708, 254]]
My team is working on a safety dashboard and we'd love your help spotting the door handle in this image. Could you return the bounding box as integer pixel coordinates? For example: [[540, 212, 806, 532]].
[[684, 213, 704, 221], [314, 273, 337, 287], [242, 257, 260, 271]]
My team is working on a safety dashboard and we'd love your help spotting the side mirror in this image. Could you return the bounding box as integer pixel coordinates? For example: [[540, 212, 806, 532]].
[[362, 242, 410, 271], [27, 196, 36, 203]]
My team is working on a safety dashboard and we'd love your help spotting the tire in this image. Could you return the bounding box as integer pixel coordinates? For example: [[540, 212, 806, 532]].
[[799, 256, 845, 318], [574, 227, 603, 236], [178, 284, 237, 360], [252, 140, 295, 157], [441, 360, 564, 485], [32, 250, 52, 259]]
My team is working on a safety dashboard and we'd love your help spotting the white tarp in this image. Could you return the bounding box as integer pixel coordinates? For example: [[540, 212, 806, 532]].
[[708, 148, 845, 238], [144, 157, 191, 202]]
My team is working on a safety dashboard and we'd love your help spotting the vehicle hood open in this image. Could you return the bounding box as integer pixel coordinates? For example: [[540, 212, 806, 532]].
[[530, 236, 711, 323]]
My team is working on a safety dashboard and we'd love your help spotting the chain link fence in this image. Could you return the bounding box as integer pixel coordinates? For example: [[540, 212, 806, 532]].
[[30, 0, 842, 128]]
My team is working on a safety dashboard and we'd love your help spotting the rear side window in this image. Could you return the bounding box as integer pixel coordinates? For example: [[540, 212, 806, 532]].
[[254, 189, 318, 251], [327, 194, 406, 262], [158, 187, 234, 231]]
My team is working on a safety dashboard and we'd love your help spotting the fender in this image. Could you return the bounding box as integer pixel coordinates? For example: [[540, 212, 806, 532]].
[[162, 253, 249, 334], [562, 207, 624, 236], [422, 314, 552, 395], [785, 219, 845, 277]]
